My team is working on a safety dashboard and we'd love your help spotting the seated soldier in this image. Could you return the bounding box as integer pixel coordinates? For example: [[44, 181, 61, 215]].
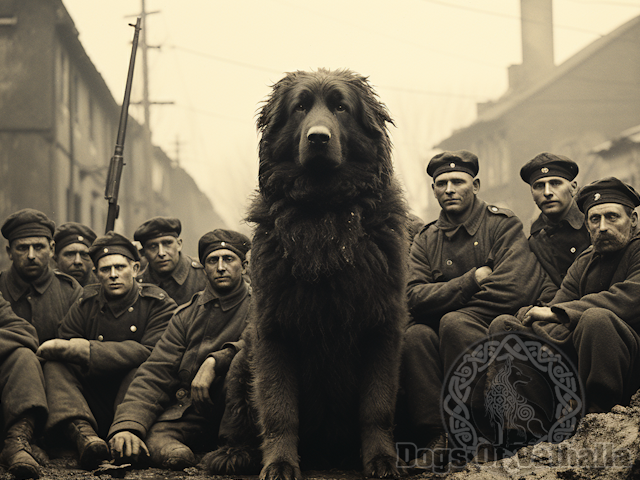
[[53, 222, 98, 287], [399, 150, 549, 469], [36, 232, 177, 470], [520, 153, 591, 294], [134, 217, 208, 306], [0, 292, 48, 480], [108, 229, 252, 469], [492, 177, 640, 415]]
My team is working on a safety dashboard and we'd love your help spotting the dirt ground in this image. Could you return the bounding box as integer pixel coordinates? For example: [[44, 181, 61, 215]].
[[6, 391, 640, 480]]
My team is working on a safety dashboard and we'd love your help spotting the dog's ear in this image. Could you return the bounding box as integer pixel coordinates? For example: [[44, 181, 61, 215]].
[[346, 73, 394, 140], [256, 71, 299, 135]]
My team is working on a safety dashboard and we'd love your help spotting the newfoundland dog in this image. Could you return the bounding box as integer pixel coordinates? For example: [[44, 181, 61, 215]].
[[205, 69, 409, 480]]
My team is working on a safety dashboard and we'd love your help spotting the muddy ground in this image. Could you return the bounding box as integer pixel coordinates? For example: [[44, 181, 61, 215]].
[[6, 391, 640, 480]]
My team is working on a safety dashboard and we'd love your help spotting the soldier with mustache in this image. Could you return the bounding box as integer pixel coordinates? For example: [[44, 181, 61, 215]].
[[493, 177, 640, 415]]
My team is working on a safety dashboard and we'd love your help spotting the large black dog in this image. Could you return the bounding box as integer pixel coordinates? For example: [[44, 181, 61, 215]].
[[205, 69, 409, 480]]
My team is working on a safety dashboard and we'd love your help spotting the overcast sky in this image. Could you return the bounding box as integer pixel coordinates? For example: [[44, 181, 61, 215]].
[[62, 0, 640, 231]]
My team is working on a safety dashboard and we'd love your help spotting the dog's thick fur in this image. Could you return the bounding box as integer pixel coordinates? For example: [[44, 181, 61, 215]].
[[204, 69, 409, 480]]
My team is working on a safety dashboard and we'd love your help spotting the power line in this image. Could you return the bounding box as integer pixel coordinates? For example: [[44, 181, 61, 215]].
[[419, 0, 609, 36]]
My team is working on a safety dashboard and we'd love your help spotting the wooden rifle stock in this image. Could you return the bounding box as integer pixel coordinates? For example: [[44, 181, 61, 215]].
[[105, 17, 142, 233]]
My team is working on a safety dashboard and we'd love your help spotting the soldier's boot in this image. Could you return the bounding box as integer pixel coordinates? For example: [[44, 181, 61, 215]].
[[65, 419, 110, 470], [156, 441, 195, 470], [0, 414, 41, 479]]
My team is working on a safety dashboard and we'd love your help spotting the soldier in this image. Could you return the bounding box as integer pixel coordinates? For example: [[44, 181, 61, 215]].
[[107, 229, 252, 470], [520, 153, 591, 293], [36, 232, 177, 470], [399, 150, 549, 468], [134, 217, 207, 306], [53, 222, 98, 287], [493, 177, 640, 415], [0, 293, 49, 479], [0, 209, 82, 342]]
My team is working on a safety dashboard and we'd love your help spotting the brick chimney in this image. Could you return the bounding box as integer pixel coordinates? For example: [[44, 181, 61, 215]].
[[507, 0, 555, 92]]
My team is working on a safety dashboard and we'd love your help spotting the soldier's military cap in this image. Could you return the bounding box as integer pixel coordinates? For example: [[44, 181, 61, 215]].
[[198, 229, 252, 264], [134, 217, 182, 246], [576, 177, 640, 214], [54, 222, 97, 254], [427, 150, 479, 179], [89, 231, 140, 266], [1, 208, 55, 243], [520, 152, 579, 185]]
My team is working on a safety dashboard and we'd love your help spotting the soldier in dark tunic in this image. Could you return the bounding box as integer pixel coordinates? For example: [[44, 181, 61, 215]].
[[399, 151, 550, 469], [520, 153, 591, 294], [53, 222, 98, 287], [36, 232, 176, 470], [492, 177, 640, 415], [0, 209, 82, 343], [134, 217, 208, 306], [0, 293, 48, 479], [107, 229, 252, 470]]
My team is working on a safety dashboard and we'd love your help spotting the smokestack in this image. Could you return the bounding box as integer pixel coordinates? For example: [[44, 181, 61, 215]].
[[506, 0, 555, 93]]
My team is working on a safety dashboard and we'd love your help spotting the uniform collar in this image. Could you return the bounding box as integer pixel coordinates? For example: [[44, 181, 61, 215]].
[[147, 253, 189, 286], [98, 282, 141, 318], [531, 201, 584, 234], [199, 280, 248, 311], [435, 197, 486, 237], [5, 264, 54, 301]]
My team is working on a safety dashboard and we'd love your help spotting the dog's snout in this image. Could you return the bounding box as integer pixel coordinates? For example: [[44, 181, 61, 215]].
[[307, 126, 331, 144]]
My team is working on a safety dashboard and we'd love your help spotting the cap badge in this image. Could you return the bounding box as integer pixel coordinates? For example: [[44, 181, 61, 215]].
[[77, 236, 84, 242], [221, 241, 226, 247], [594, 193, 601, 201], [541, 167, 549, 174], [449, 162, 456, 168], [103, 248, 109, 253]]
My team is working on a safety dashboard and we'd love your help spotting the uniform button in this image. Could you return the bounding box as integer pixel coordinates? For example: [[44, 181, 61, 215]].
[[159, 293, 165, 299], [137, 278, 143, 283], [491, 206, 498, 212], [27, 296, 31, 301], [176, 389, 187, 400], [97, 335, 104, 341], [130, 325, 137, 332], [446, 259, 453, 266], [191, 261, 198, 268], [128, 307, 134, 312], [474, 241, 478, 246], [570, 247, 576, 253]]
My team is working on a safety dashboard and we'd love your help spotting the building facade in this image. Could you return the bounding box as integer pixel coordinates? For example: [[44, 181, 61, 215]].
[[0, 0, 225, 261]]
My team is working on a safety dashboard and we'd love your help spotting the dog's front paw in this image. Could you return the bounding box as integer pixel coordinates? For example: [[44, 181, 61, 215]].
[[365, 453, 400, 479], [200, 445, 261, 475], [260, 460, 302, 480]]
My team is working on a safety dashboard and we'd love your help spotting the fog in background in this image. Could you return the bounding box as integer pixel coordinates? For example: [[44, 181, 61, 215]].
[[62, 0, 640, 231]]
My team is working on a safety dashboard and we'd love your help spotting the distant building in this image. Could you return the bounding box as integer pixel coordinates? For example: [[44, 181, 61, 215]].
[[0, 0, 225, 262], [590, 125, 640, 188], [431, 0, 640, 226]]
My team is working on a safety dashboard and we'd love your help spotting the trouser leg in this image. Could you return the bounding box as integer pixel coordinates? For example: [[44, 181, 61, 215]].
[[572, 308, 640, 413]]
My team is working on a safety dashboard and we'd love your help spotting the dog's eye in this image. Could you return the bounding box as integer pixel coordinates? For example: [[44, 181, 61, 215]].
[[295, 103, 306, 112], [336, 104, 346, 112]]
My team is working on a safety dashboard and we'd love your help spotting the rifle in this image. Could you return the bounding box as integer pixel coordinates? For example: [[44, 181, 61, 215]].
[[104, 17, 142, 233]]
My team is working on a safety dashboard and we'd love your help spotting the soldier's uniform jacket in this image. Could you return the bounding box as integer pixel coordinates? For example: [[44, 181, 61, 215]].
[[528, 201, 591, 290], [407, 198, 549, 324], [0, 266, 82, 342], [59, 282, 177, 376], [137, 254, 207, 306], [528, 235, 640, 345], [0, 291, 39, 359], [108, 280, 251, 440]]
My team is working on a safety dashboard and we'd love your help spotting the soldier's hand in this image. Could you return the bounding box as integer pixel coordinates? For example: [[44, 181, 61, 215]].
[[475, 265, 493, 284], [36, 338, 90, 365], [191, 357, 216, 415], [523, 306, 559, 326], [109, 431, 149, 464]]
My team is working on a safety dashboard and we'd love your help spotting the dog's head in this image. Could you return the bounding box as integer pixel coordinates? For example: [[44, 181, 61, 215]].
[[256, 69, 394, 205]]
